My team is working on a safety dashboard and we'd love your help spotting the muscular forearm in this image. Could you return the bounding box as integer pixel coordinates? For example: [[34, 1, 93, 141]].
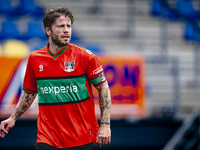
[[97, 82, 111, 125], [96, 82, 111, 147], [10, 90, 37, 121]]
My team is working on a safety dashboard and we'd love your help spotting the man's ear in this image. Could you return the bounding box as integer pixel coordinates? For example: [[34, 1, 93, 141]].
[[45, 27, 51, 37]]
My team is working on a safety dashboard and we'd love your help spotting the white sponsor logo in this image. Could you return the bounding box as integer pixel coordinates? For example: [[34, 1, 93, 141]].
[[40, 85, 77, 96], [39, 65, 43, 71], [93, 66, 103, 75], [86, 50, 92, 55]]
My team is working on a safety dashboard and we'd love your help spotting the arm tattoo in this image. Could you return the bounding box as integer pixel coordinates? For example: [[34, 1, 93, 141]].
[[25, 94, 32, 104], [98, 131, 104, 135], [11, 92, 37, 120], [99, 92, 104, 113], [98, 85, 111, 124], [104, 89, 108, 98], [99, 89, 111, 113], [101, 122, 110, 125]]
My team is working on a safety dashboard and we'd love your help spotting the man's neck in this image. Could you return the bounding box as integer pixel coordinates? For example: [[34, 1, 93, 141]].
[[49, 42, 65, 54]]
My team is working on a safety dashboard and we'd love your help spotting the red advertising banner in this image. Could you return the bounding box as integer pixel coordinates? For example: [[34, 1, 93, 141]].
[[94, 55, 146, 118], [0, 55, 146, 119]]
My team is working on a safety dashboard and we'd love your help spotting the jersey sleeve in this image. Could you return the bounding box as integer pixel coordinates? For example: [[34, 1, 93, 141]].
[[23, 54, 38, 94], [86, 55, 107, 87]]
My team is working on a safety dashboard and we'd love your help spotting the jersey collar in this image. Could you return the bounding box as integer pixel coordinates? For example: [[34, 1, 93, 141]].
[[46, 42, 68, 59]]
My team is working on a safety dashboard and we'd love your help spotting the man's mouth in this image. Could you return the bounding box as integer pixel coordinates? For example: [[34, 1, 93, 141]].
[[62, 35, 70, 39]]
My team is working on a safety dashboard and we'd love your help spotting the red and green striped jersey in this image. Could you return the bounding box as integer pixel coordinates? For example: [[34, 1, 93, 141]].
[[23, 43, 106, 148]]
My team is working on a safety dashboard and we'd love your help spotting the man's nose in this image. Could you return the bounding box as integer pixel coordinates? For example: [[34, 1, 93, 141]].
[[63, 26, 69, 32]]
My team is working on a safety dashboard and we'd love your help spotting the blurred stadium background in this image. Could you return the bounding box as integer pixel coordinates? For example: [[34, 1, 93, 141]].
[[0, 0, 200, 149]]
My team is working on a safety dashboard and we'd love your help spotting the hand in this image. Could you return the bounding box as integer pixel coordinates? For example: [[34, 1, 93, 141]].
[[0, 118, 15, 138], [96, 124, 111, 148]]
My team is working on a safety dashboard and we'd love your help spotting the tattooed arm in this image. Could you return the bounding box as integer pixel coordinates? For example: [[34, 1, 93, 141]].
[[0, 90, 37, 138], [95, 81, 111, 148]]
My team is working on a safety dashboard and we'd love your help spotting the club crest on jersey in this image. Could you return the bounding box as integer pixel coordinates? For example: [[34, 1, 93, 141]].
[[64, 61, 75, 72]]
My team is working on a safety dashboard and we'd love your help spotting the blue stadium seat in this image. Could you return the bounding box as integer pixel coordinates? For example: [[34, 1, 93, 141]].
[[0, 0, 16, 16], [162, 8, 180, 21], [0, 21, 21, 40], [184, 22, 195, 41], [27, 21, 46, 40], [151, 0, 180, 21], [17, 0, 44, 18], [176, 0, 199, 21], [150, 0, 162, 17]]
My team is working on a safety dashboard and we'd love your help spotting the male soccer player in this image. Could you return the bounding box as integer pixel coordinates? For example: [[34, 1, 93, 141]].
[[0, 7, 111, 150]]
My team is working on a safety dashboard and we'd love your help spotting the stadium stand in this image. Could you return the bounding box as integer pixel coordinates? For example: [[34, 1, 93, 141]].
[[163, 102, 200, 150], [0, 0, 96, 49], [1, 0, 188, 119], [150, 0, 200, 149], [16, 0, 44, 18], [150, 0, 180, 20], [0, 0, 198, 125], [0, 21, 21, 40]]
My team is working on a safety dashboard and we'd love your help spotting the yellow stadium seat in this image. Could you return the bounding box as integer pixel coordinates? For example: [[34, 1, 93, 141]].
[[3, 40, 30, 58]]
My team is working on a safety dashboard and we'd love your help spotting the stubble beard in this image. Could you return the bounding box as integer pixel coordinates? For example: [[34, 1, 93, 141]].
[[51, 33, 70, 47]]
